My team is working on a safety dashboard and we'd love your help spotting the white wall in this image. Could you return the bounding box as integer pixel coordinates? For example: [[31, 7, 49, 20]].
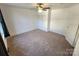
[[37, 8, 70, 35], [64, 5, 79, 46], [37, 10, 49, 32], [50, 9, 69, 35], [0, 5, 38, 36]]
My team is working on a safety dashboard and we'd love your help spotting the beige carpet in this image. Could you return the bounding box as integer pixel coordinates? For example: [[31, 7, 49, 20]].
[[7, 29, 73, 56]]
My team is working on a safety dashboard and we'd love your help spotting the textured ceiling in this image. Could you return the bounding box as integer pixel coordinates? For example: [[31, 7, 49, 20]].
[[0, 3, 78, 9], [49, 3, 77, 9]]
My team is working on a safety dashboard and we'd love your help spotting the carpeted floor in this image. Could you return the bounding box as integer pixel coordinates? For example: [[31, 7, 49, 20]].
[[7, 29, 73, 56]]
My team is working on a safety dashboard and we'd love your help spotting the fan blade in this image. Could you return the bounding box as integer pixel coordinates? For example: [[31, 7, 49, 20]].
[[44, 7, 50, 9], [43, 7, 50, 11]]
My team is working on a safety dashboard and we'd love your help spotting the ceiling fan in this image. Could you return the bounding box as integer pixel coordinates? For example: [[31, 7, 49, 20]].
[[36, 3, 50, 13]]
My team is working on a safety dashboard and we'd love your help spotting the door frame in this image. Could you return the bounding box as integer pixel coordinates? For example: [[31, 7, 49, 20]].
[[0, 33, 9, 56], [0, 9, 10, 37]]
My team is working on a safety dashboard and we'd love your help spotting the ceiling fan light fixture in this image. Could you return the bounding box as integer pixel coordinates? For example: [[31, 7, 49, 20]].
[[38, 7, 43, 13], [38, 9, 42, 13], [35, 3, 50, 13]]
